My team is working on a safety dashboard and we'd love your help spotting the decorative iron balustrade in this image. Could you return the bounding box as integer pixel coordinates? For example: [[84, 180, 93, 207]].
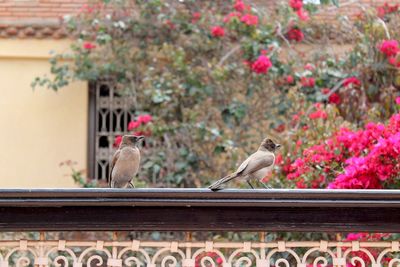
[[1, 239, 400, 266]]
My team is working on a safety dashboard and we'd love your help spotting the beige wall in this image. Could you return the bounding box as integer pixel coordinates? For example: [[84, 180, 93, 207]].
[[0, 39, 87, 188]]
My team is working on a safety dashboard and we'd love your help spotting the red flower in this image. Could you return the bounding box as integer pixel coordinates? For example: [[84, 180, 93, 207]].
[[286, 75, 294, 84], [79, 4, 95, 14], [234, 0, 249, 12], [165, 20, 175, 30], [289, 0, 303, 10], [251, 55, 272, 74], [379, 40, 399, 57], [304, 63, 314, 71], [296, 8, 310, 21], [321, 88, 330, 94], [211, 26, 225, 37], [388, 56, 399, 66], [396, 97, 400, 105], [309, 110, 327, 120], [134, 130, 152, 137], [287, 27, 304, 42], [328, 93, 341, 105], [113, 135, 122, 147], [83, 42, 96, 50], [137, 114, 153, 124], [300, 77, 315, 87], [274, 124, 285, 132], [128, 120, 141, 130], [377, 6, 386, 18], [376, 3, 399, 18], [343, 77, 361, 87], [240, 14, 258, 26], [191, 12, 201, 23]]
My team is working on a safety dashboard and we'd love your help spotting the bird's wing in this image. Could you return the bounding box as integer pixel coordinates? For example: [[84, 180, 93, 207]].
[[240, 151, 275, 176], [108, 149, 120, 187], [236, 156, 252, 174]]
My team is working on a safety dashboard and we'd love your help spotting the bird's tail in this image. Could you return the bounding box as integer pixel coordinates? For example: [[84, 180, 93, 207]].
[[208, 172, 239, 191]]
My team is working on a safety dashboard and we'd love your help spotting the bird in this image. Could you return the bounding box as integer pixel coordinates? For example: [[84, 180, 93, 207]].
[[208, 138, 281, 191], [109, 135, 144, 188]]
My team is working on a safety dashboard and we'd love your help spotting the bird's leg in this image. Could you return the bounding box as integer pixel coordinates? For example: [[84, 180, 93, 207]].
[[260, 181, 272, 189], [129, 182, 135, 188], [247, 180, 255, 189]]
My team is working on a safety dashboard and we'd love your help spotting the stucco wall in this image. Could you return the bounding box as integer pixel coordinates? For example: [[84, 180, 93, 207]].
[[0, 40, 87, 188]]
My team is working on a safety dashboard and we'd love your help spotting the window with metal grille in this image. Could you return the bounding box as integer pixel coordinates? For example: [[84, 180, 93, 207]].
[[88, 81, 135, 183]]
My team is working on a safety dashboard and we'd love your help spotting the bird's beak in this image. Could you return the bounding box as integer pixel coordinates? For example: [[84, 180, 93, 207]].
[[276, 144, 282, 149], [137, 136, 145, 141]]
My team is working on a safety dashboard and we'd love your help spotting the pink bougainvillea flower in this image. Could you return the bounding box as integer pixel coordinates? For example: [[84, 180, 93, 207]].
[[289, 0, 303, 10], [343, 77, 361, 87], [240, 14, 259, 26], [113, 135, 122, 147], [379, 40, 399, 57], [128, 120, 141, 130], [287, 27, 304, 42], [396, 97, 400, 105], [300, 77, 315, 87], [328, 93, 341, 105], [296, 8, 310, 21], [286, 75, 294, 84], [251, 55, 272, 74], [83, 42, 96, 50], [137, 114, 153, 124], [211, 26, 225, 37]]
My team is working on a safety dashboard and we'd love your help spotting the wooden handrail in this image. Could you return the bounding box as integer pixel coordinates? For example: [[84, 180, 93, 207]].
[[0, 188, 398, 232]]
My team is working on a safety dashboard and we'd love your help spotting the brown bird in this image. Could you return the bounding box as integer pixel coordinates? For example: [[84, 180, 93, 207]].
[[208, 138, 281, 191], [109, 135, 144, 188]]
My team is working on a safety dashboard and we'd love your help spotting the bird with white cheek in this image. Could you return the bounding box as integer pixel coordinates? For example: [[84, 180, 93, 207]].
[[109, 135, 144, 188], [208, 138, 281, 191]]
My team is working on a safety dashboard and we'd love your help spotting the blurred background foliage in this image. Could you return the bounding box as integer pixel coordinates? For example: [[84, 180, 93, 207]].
[[34, 0, 400, 191]]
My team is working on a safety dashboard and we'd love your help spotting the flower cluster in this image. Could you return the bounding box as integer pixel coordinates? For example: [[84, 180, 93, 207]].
[[287, 27, 304, 42], [251, 55, 272, 74], [376, 2, 399, 18], [344, 233, 391, 267], [289, 0, 309, 21], [378, 40, 400, 67], [220, 0, 259, 32], [343, 76, 361, 88], [301, 77, 315, 87], [287, 101, 400, 190], [211, 26, 225, 37]]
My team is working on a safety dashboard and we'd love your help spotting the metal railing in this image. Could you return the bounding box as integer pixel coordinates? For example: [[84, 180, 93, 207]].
[[1, 239, 399, 266], [0, 188, 399, 266]]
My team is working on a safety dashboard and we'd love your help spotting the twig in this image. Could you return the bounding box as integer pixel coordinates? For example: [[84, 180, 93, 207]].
[[376, 18, 391, 39], [217, 45, 241, 66]]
